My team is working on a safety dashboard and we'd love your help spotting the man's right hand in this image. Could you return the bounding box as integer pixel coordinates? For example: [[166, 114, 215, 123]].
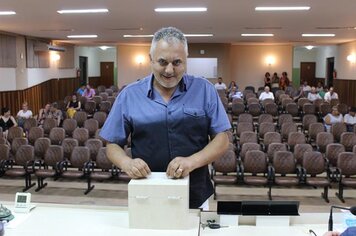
[[121, 158, 151, 179]]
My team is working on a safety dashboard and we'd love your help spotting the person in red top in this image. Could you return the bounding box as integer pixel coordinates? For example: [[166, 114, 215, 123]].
[[279, 71, 290, 91]]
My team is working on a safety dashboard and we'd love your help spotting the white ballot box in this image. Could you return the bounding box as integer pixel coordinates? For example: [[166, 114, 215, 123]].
[[128, 172, 190, 230]]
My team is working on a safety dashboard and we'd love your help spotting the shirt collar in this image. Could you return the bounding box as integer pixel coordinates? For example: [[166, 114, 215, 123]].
[[146, 74, 187, 99]]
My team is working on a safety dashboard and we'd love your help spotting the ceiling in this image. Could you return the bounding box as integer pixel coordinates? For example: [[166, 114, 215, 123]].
[[1, 0, 355, 46]]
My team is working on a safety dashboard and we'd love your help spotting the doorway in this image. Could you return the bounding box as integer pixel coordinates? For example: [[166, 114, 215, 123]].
[[300, 62, 316, 86], [79, 56, 88, 85], [100, 62, 114, 87], [326, 57, 335, 87]]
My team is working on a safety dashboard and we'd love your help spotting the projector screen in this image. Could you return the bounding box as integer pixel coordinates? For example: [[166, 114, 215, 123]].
[[187, 58, 218, 79]]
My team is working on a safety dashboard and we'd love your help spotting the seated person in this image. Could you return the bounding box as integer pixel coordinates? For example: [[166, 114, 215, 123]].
[[301, 80, 311, 92], [214, 77, 227, 91], [83, 84, 96, 99], [344, 107, 356, 132], [49, 102, 63, 126], [324, 106, 343, 132], [0, 107, 18, 139], [228, 86, 243, 101], [16, 102, 33, 127], [76, 85, 85, 96], [227, 81, 237, 93], [66, 94, 81, 118], [316, 81, 324, 92], [324, 86, 339, 103], [319, 86, 328, 99], [37, 103, 52, 126], [259, 86, 274, 101], [307, 87, 322, 102]]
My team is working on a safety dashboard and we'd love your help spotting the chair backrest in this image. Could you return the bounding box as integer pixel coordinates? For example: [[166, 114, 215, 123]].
[[107, 96, 116, 106], [337, 152, 356, 176], [73, 128, 89, 146], [303, 103, 316, 115], [244, 150, 268, 174], [84, 100, 96, 115], [337, 103, 348, 116], [34, 137, 51, 159], [258, 114, 273, 124], [49, 127, 66, 145], [231, 103, 245, 116], [15, 145, 34, 166], [303, 151, 325, 175], [62, 118, 77, 137], [281, 122, 298, 140], [84, 119, 99, 138], [93, 112, 107, 128], [320, 103, 332, 117], [73, 111, 88, 127], [11, 137, 28, 155], [259, 123, 276, 139], [287, 132, 306, 151], [212, 150, 237, 174], [238, 113, 253, 123], [294, 144, 313, 165], [7, 126, 24, 144], [99, 92, 109, 101], [44, 145, 64, 167], [23, 118, 37, 131], [70, 146, 90, 168], [278, 114, 293, 127], [0, 137, 6, 145], [308, 123, 325, 140], [61, 138, 79, 160], [240, 143, 261, 161], [261, 98, 274, 108], [95, 129, 107, 146], [42, 118, 57, 135], [297, 98, 310, 109], [286, 103, 299, 117], [267, 143, 287, 161], [340, 132, 356, 151], [0, 144, 10, 161], [247, 103, 261, 117], [331, 123, 347, 142], [95, 147, 113, 169], [330, 98, 339, 107], [240, 131, 257, 146], [325, 143, 345, 167], [226, 130, 234, 143], [281, 98, 293, 109], [100, 101, 111, 113], [316, 132, 334, 153], [28, 127, 44, 145], [85, 138, 103, 161], [92, 96, 103, 105], [105, 89, 113, 96], [237, 122, 254, 137], [302, 114, 318, 131], [247, 97, 259, 105], [265, 103, 278, 116], [273, 151, 296, 174], [263, 132, 281, 147]]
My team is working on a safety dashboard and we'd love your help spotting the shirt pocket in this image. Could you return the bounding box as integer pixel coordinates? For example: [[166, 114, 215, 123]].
[[183, 107, 209, 138], [183, 108, 206, 119]]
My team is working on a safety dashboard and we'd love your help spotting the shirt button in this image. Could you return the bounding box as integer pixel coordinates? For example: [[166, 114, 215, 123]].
[[168, 111, 172, 115]]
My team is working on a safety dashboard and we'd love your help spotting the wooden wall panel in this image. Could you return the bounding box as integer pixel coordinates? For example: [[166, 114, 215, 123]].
[[0, 77, 78, 116], [334, 79, 356, 107], [88, 77, 100, 88]]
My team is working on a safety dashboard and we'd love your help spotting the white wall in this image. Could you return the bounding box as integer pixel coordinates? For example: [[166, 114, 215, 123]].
[[293, 47, 316, 68], [98, 48, 117, 66], [315, 46, 338, 78], [27, 68, 75, 87], [0, 68, 17, 91], [335, 40, 356, 80]]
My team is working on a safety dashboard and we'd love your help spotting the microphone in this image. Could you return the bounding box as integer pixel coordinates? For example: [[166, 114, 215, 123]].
[[328, 205, 356, 231]]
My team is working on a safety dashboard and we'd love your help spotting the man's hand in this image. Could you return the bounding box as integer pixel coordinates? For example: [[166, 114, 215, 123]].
[[166, 157, 195, 179], [121, 158, 151, 179]]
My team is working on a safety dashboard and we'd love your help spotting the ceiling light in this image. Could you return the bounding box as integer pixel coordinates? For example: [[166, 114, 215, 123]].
[[99, 46, 111, 50], [255, 6, 310, 11], [184, 34, 213, 37], [57, 9, 109, 14], [241, 34, 274, 37], [0, 11, 16, 15], [347, 54, 356, 63], [302, 34, 335, 37], [154, 7, 207, 12], [123, 35, 154, 38], [305, 45, 314, 50], [67, 35, 98, 38]]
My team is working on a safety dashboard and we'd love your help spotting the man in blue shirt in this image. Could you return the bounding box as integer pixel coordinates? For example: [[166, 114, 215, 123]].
[[100, 27, 231, 209]]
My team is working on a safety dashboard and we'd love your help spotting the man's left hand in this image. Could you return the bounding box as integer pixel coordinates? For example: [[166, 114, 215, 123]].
[[166, 156, 195, 179]]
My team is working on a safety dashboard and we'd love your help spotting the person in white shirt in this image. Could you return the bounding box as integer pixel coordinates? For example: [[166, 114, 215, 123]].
[[324, 86, 339, 103], [344, 107, 356, 132], [214, 77, 227, 91], [307, 87, 322, 102], [228, 86, 243, 100], [324, 106, 343, 132], [259, 86, 274, 101], [301, 80, 312, 92], [16, 102, 33, 128]]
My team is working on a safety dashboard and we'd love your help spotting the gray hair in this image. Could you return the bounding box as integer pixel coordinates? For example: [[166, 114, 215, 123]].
[[150, 27, 188, 56]]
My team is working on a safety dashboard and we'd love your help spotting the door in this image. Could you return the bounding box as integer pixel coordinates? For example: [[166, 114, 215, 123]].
[[79, 56, 88, 85], [326, 57, 335, 87], [100, 62, 114, 87], [300, 62, 316, 86]]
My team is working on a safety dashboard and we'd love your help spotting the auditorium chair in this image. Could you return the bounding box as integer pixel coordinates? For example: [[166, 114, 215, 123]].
[[35, 145, 64, 192], [110, 85, 119, 93], [316, 132, 334, 153], [0, 144, 10, 175], [319, 103, 332, 118], [10, 137, 28, 157], [281, 122, 298, 141], [238, 113, 253, 123], [258, 123, 276, 141], [337, 103, 348, 116], [42, 118, 57, 136], [330, 98, 340, 107], [84, 100, 96, 117], [2, 145, 35, 191], [62, 118, 77, 137], [247, 103, 261, 118], [239, 131, 257, 148], [211, 149, 238, 199], [340, 132, 356, 151], [99, 101, 111, 113], [274, 90, 285, 102], [264, 103, 279, 117], [302, 114, 318, 134], [91, 96, 103, 107], [297, 98, 310, 110], [89, 147, 118, 184], [84, 119, 99, 138], [99, 92, 109, 101], [281, 98, 293, 112], [73, 128, 89, 146], [302, 103, 316, 115], [313, 99, 323, 113], [107, 96, 116, 107], [95, 129, 107, 147], [245, 86, 255, 93], [34, 137, 51, 160], [239, 143, 261, 163], [105, 88, 113, 96], [294, 143, 313, 166], [73, 111, 88, 127], [78, 96, 87, 109], [23, 117, 37, 133], [60, 146, 94, 194], [28, 127, 44, 145], [49, 127, 65, 145], [236, 122, 254, 139], [278, 114, 293, 129], [308, 122, 325, 143], [286, 103, 300, 121], [287, 132, 306, 152], [331, 123, 347, 142], [240, 150, 272, 199], [302, 151, 330, 202], [325, 143, 345, 168], [231, 103, 245, 118], [7, 127, 24, 144], [335, 152, 356, 202], [85, 139, 103, 161], [0, 137, 6, 145], [261, 98, 274, 108], [262, 132, 281, 151], [269, 151, 303, 199], [258, 114, 274, 124], [61, 138, 79, 160], [267, 143, 287, 162], [246, 97, 259, 106], [97, 85, 106, 93], [93, 112, 107, 128]]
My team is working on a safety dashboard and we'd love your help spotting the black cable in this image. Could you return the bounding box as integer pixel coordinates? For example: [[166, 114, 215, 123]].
[[309, 229, 318, 236]]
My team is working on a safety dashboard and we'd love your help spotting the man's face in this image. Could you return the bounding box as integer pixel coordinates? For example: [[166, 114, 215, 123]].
[[264, 86, 270, 92], [150, 40, 187, 90]]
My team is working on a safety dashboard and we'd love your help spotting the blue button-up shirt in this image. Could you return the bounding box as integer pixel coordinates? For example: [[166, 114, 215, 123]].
[[100, 74, 231, 208]]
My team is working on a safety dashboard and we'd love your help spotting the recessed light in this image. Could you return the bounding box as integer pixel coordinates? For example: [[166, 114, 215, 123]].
[[305, 45, 314, 50], [255, 6, 310, 11], [241, 34, 274, 37], [154, 7, 207, 12], [185, 34, 213, 37], [67, 35, 98, 38], [57, 9, 109, 14], [99, 46, 111, 50], [302, 34, 335, 37], [123, 35, 154, 38], [0, 11, 16, 15]]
